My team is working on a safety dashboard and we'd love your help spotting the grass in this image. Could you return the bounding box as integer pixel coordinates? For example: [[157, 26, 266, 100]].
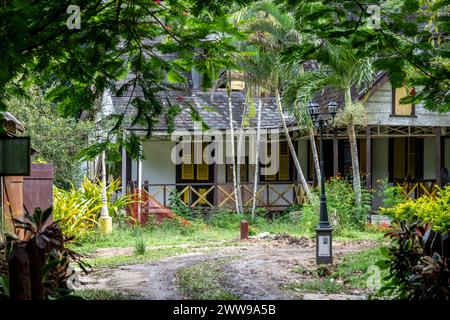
[[133, 237, 146, 255], [87, 247, 189, 268], [74, 288, 138, 300], [285, 246, 388, 295], [177, 258, 239, 300], [331, 246, 388, 289]]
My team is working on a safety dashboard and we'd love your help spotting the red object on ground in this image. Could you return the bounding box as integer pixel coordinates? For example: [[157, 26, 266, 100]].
[[126, 191, 189, 226], [240, 220, 249, 240]]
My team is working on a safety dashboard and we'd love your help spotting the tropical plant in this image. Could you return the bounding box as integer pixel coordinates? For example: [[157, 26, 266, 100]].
[[381, 186, 450, 233], [6, 208, 89, 300], [53, 177, 132, 239], [168, 189, 193, 218], [377, 221, 450, 301]]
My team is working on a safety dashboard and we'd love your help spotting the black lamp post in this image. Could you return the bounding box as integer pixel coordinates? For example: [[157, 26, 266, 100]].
[[308, 100, 338, 264]]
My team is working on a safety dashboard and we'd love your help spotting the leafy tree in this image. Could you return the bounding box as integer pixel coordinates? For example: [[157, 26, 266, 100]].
[[280, 0, 449, 112], [0, 0, 249, 157], [6, 87, 94, 189]]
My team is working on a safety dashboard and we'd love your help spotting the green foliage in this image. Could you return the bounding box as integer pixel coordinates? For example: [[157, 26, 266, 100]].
[[381, 186, 450, 233], [300, 177, 372, 235], [53, 177, 132, 239], [7, 208, 89, 300], [133, 237, 146, 256], [168, 189, 194, 218], [377, 221, 450, 301], [6, 86, 94, 189]]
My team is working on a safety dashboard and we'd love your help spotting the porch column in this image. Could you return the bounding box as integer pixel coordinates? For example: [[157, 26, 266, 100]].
[[366, 126, 372, 189], [436, 126, 442, 186], [137, 146, 143, 223], [121, 146, 127, 196], [333, 128, 339, 177]]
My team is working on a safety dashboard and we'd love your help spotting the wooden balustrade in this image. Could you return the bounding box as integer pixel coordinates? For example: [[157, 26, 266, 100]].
[[127, 181, 308, 211]]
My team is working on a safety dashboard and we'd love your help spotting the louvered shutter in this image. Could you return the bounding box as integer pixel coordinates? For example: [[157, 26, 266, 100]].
[[394, 87, 412, 115], [197, 163, 209, 180], [393, 138, 406, 179], [181, 143, 194, 180], [265, 143, 276, 181], [279, 141, 290, 181]]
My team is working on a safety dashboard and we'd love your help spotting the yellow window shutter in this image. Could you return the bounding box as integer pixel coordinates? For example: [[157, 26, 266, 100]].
[[196, 163, 209, 180], [393, 138, 406, 179], [359, 139, 366, 175], [182, 164, 194, 180], [395, 87, 412, 115], [279, 141, 290, 181]]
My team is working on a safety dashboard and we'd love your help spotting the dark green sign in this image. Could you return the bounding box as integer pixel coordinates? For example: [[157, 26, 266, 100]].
[[0, 137, 31, 176]]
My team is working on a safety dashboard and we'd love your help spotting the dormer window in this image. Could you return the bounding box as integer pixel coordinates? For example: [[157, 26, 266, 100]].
[[392, 85, 415, 116]]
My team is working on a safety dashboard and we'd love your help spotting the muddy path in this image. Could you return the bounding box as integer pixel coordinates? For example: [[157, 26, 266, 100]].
[[79, 237, 378, 300]]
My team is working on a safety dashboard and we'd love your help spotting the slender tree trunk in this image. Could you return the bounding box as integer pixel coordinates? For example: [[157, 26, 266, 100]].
[[227, 76, 242, 214], [251, 94, 263, 219], [236, 101, 248, 214], [309, 127, 321, 185], [275, 90, 312, 200], [345, 87, 362, 207]]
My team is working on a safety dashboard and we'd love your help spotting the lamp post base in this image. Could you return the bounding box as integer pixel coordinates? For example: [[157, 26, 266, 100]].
[[99, 215, 113, 234], [316, 227, 333, 265]]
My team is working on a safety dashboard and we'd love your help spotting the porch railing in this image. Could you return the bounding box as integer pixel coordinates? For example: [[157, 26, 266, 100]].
[[127, 181, 308, 211], [395, 180, 442, 199]]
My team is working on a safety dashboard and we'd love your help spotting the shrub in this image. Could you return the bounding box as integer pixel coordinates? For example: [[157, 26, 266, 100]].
[[53, 177, 132, 239], [168, 189, 193, 218], [299, 177, 372, 235], [381, 186, 450, 233], [377, 220, 450, 301]]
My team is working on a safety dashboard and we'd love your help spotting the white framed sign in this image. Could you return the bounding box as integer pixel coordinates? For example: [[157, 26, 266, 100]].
[[318, 235, 331, 257]]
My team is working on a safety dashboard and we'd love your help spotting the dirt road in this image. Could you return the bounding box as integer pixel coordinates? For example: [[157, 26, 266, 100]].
[[79, 237, 377, 300]]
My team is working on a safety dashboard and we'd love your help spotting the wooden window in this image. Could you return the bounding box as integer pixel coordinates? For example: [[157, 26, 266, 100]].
[[226, 160, 248, 183], [392, 86, 414, 116], [279, 141, 290, 181], [196, 163, 209, 180], [181, 143, 194, 180], [391, 137, 418, 181], [261, 141, 292, 182], [198, 188, 207, 204]]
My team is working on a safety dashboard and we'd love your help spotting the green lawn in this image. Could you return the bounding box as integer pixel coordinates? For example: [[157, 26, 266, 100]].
[[285, 246, 388, 295]]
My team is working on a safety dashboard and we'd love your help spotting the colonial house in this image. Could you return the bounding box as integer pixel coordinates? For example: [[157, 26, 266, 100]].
[[104, 72, 450, 212]]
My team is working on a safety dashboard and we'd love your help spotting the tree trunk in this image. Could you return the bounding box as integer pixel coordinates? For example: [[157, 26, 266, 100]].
[[227, 76, 242, 214], [309, 127, 321, 185], [236, 100, 248, 215], [275, 90, 312, 200], [251, 94, 263, 219], [345, 87, 362, 207]]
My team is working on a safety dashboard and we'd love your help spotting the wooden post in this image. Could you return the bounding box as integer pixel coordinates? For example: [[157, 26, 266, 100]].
[[2, 176, 24, 239], [366, 126, 372, 189], [8, 243, 32, 300], [240, 220, 249, 240], [333, 128, 339, 177], [436, 127, 442, 186], [121, 145, 127, 196]]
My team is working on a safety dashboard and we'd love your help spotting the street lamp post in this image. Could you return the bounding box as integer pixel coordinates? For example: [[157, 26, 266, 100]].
[[308, 100, 338, 264]]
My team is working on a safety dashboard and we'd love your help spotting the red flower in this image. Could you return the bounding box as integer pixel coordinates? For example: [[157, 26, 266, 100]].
[[177, 96, 184, 103], [409, 87, 416, 96], [153, 0, 161, 4]]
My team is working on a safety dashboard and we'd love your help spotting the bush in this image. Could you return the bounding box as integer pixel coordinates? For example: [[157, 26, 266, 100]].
[[168, 189, 193, 218], [299, 177, 372, 235], [377, 220, 450, 301], [381, 186, 450, 233], [53, 177, 132, 239]]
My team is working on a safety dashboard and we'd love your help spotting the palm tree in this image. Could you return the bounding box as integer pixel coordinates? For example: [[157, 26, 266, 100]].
[[282, 41, 374, 207], [233, 1, 313, 202]]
